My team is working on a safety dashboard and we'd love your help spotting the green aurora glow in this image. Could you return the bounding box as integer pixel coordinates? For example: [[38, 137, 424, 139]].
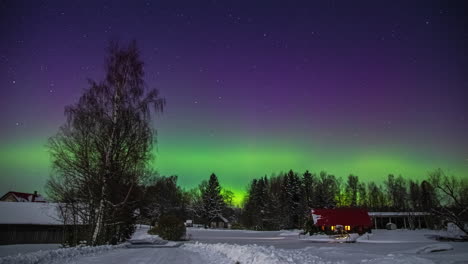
[[1, 138, 467, 206]]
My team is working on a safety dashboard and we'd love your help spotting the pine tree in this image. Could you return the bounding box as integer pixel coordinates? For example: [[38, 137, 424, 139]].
[[316, 171, 338, 208], [345, 174, 359, 207], [200, 173, 226, 226]]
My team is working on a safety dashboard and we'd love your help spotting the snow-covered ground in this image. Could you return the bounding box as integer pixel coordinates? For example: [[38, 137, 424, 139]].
[[0, 244, 61, 258], [1, 226, 467, 264]]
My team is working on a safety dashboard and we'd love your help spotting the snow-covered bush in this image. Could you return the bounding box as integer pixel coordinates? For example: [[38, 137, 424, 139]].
[[152, 215, 186, 241]]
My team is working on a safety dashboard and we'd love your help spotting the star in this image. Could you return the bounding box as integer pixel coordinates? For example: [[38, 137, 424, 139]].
[[12, 80, 16, 84]]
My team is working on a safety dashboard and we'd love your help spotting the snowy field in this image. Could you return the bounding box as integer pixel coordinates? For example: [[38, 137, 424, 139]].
[[1, 226, 467, 264]]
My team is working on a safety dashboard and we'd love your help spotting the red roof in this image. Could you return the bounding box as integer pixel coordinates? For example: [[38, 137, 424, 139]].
[[0, 191, 46, 202], [311, 208, 372, 227]]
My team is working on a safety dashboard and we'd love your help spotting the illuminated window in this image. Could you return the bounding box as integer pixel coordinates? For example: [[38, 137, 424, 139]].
[[345, 225, 351, 231], [331, 226, 335, 231], [321, 226, 325, 231]]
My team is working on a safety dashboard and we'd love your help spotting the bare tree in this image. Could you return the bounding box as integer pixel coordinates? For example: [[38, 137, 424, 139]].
[[429, 169, 468, 235], [47, 40, 165, 245]]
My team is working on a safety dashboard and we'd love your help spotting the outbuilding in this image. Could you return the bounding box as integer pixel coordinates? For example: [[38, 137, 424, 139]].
[[209, 215, 230, 229], [0, 202, 68, 244]]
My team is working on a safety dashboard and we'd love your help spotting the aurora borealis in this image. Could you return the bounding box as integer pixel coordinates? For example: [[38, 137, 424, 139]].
[[1, 1, 467, 204]]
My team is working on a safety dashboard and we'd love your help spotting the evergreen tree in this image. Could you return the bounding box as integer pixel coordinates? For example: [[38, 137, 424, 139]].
[[420, 180, 436, 211], [345, 174, 359, 207], [316, 171, 338, 208], [358, 182, 368, 208], [409, 180, 421, 210], [302, 170, 316, 208], [367, 182, 386, 211], [280, 170, 303, 228], [386, 175, 408, 210], [200, 173, 226, 226]]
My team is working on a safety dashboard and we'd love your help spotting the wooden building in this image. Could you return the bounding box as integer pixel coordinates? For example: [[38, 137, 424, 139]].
[[0, 202, 65, 244], [369, 212, 432, 229], [209, 215, 230, 229], [311, 208, 373, 234]]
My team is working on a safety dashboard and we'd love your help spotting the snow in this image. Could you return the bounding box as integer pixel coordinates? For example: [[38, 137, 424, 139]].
[[0, 202, 62, 225], [300, 233, 360, 243], [0, 244, 61, 258], [127, 224, 161, 244], [400, 244, 453, 254], [279, 230, 302, 236], [356, 229, 440, 243], [1, 227, 468, 264], [183, 242, 446, 264], [184, 242, 329, 264], [0, 244, 122, 264]]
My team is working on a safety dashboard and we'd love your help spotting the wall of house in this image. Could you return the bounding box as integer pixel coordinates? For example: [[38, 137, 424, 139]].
[[0, 224, 64, 245]]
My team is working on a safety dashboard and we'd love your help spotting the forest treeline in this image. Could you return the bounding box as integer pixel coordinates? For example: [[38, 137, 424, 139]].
[[135, 168, 467, 234]]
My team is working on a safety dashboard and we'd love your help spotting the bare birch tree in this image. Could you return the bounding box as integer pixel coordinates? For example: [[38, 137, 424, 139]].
[[47, 40, 165, 245]]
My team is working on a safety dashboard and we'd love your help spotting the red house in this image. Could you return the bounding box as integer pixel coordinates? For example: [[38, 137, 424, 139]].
[[0, 191, 46, 203], [311, 208, 372, 234]]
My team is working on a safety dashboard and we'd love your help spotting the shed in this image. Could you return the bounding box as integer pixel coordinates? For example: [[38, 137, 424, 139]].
[[0, 202, 67, 244], [210, 215, 229, 229]]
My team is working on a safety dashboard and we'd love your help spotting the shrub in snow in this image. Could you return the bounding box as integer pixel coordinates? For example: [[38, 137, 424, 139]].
[[152, 215, 186, 241]]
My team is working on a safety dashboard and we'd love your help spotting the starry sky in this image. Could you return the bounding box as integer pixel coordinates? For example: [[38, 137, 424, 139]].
[[1, 0, 467, 203]]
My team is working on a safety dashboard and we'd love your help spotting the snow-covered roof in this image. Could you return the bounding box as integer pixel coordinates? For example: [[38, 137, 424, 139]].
[[211, 215, 228, 223], [368, 212, 431, 216], [0, 202, 62, 225]]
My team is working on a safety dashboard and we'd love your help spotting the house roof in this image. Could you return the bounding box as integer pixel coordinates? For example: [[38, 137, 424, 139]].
[[311, 208, 372, 227], [0, 202, 62, 225], [0, 191, 46, 202], [211, 215, 228, 223]]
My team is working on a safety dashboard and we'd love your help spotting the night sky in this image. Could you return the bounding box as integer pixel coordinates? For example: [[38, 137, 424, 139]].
[[1, 0, 467, 203]]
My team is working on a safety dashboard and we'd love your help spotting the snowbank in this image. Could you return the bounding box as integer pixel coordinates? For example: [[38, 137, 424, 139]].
[[356, 229, 438, 243], [300, 233, 360, 243], [0, 244, 123, 264], [279, 230, 302, 236], [400, 243, 453, 254], [0, 245, 61, 258], [128, 225, 162, 244], [184, 242, 329, 264], [184, 242, 439, 264]]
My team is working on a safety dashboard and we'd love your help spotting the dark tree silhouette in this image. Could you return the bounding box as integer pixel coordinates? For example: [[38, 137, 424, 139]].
[[200, 173, 226, 226], [429, 169, 468, 235], [46, 40, 165, 245], [345, 174, 359, 207]]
